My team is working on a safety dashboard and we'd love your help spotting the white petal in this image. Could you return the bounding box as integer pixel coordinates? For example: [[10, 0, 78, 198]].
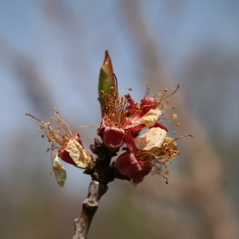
[[134, 127, 167, 151], [65, 139, 92, 169], [52, 153, 67, 187], [134, 109, 162, 128]]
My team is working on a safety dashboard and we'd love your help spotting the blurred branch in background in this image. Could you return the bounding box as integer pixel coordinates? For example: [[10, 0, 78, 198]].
[[38, 0, 91, 94], [0, 36, 53, 114]]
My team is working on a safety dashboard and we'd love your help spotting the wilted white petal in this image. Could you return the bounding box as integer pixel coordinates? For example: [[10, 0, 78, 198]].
[[134, 127, 167, 151], [52, 153, 67, 187], [65, 139, 92, 169], [134, 109, 162, 128]]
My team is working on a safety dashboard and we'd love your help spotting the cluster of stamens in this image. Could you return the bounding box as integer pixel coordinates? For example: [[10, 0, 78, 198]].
[[153, 84, 181, 133], [26, 108, 73, 153], [101, 88, 138, 128]]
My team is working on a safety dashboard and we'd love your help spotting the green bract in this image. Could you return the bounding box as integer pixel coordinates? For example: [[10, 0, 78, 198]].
[[98, 51, 118, 114]]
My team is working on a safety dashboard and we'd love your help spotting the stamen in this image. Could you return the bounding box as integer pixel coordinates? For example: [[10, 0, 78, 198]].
[[119, 88, 133, 96], [26, 110, 76, 150], [173, 134, 193, 141], [144, 82, 152, 98], [150, 161, 169, 183], [163, 84, 180, 101], [73, 125, 97, 132], [25, 113, 45, 125]]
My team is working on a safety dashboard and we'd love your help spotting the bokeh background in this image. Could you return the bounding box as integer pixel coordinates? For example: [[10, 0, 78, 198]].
[[1, 0, 239, 238]]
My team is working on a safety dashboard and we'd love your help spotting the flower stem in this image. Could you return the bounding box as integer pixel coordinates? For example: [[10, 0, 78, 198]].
[[72, 180, 108, 239]]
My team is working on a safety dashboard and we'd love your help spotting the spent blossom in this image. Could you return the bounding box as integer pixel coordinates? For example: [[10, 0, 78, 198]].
[[116, 127, 180, 184], [26, 108, 93, 187]]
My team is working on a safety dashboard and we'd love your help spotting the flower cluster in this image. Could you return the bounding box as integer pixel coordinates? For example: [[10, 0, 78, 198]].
[[97, 51, 184, 184], [26, 51, 186, 187], [98, 81, 180, 184]]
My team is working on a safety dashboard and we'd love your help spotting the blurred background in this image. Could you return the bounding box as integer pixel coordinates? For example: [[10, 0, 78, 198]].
[[1, 0, 239, 238]]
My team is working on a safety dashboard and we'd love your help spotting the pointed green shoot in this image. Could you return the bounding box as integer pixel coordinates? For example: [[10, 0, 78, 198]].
[[98, 51, 118, 113]]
